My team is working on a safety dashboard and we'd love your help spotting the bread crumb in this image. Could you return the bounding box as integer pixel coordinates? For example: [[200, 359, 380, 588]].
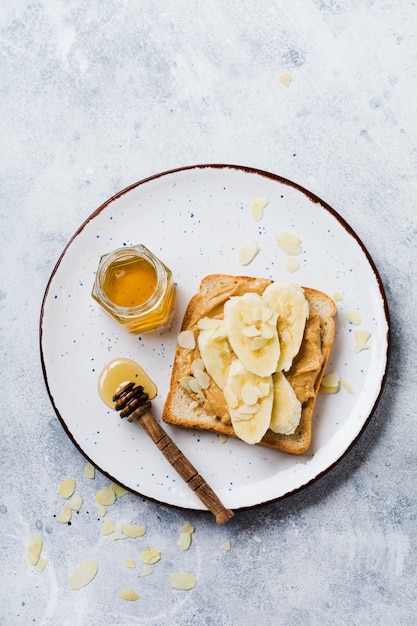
[[219, 434, 228, 444], [69, 560, 98, 590], [57, 478, 76, 499], [120, 589, 139, 601], [168, 572, 196, 590], [28, 536, 43, 565]]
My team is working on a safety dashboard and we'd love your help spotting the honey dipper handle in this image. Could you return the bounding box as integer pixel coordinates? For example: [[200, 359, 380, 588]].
[[134, 411, 234, 525]]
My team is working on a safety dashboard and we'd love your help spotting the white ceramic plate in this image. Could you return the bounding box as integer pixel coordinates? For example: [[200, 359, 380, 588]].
[[40, 164, 390, 512]]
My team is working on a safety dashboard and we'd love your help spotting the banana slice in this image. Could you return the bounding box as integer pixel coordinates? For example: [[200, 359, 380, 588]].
[[269, 371, 302, 435], [197, 318, 233, 389], [223, 292, 280, 377], [224, 359, 273, 444], [262, 281, 309, 372]]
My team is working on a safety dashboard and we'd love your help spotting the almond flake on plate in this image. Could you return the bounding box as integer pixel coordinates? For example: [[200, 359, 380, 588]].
[[354, 329, 371, 352], [250, 197, 268, 221], [238, 240, 259, 266], [276, 232, 302, 255], [285, 258, 300, 273]]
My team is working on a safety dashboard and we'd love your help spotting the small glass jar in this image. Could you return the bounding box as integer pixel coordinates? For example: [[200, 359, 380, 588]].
[[91, 244, 175, 333]]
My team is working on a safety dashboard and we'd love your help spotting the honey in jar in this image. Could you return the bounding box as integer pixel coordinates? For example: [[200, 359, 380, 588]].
[[91, 244, 175, 332]]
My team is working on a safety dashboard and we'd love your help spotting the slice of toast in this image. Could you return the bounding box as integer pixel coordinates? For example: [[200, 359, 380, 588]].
[[162, 274, 336, 455]]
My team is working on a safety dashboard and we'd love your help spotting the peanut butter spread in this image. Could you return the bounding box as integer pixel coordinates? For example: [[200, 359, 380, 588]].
[[176, 277, 324, 425]]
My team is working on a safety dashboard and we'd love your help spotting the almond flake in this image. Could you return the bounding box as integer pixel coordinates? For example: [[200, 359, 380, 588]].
[[120, 589, 139, 601], [279, 72, 292, 87], [110, 528, 127, 541], [69, 560, 98, 590], [333, 291, 343, 302], [168, 572, 196, 590], [250, 197, 268, 221], [188, 378, 202, 393], [69, 493, 83, 511], [321, 372, 340, 388], [241, 383, 260, 406], [251, 336, 268, 350], [221, 540, 231, 551], [142, 564, 154, 576], [98, 504, 107, 517], [101, 519, 116, 535], [180, 522, 195, 534], [285, 257, 300, 273], [140, 547, 161, 565], [177, 330, 196, 350], [38, 558, 49, 573], [219, 434, 228, 444], [346, 311, 361, 325], [28, 536, 43, 565], [96, 485, 116, 507], [340, 377, 355, 395], [238, 240, 259, 266], [178, 533, 192, 551], [122, 524, 146, 538], [57, 478, 76, 499], [194, 370, 211, 389], [125, 558, 136, 568], [179, 376, 193, 392], [191, 359, 205, 375], [111, 483, 128, 497], [56, 503, 72, 524], [276, 232, 302, 255], [84, 462, 95, 479], [354, 329, 371, 352]]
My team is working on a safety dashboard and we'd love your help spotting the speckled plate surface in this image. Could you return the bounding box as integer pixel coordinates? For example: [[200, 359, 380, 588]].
[[40, 164, 390, 512]]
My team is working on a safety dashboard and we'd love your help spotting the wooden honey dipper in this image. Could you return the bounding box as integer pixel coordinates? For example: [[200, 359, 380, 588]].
[[113, 382, 234, 525]]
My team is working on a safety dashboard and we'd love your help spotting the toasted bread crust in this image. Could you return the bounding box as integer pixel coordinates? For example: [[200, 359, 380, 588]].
[[163, 275, 336, 455]]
